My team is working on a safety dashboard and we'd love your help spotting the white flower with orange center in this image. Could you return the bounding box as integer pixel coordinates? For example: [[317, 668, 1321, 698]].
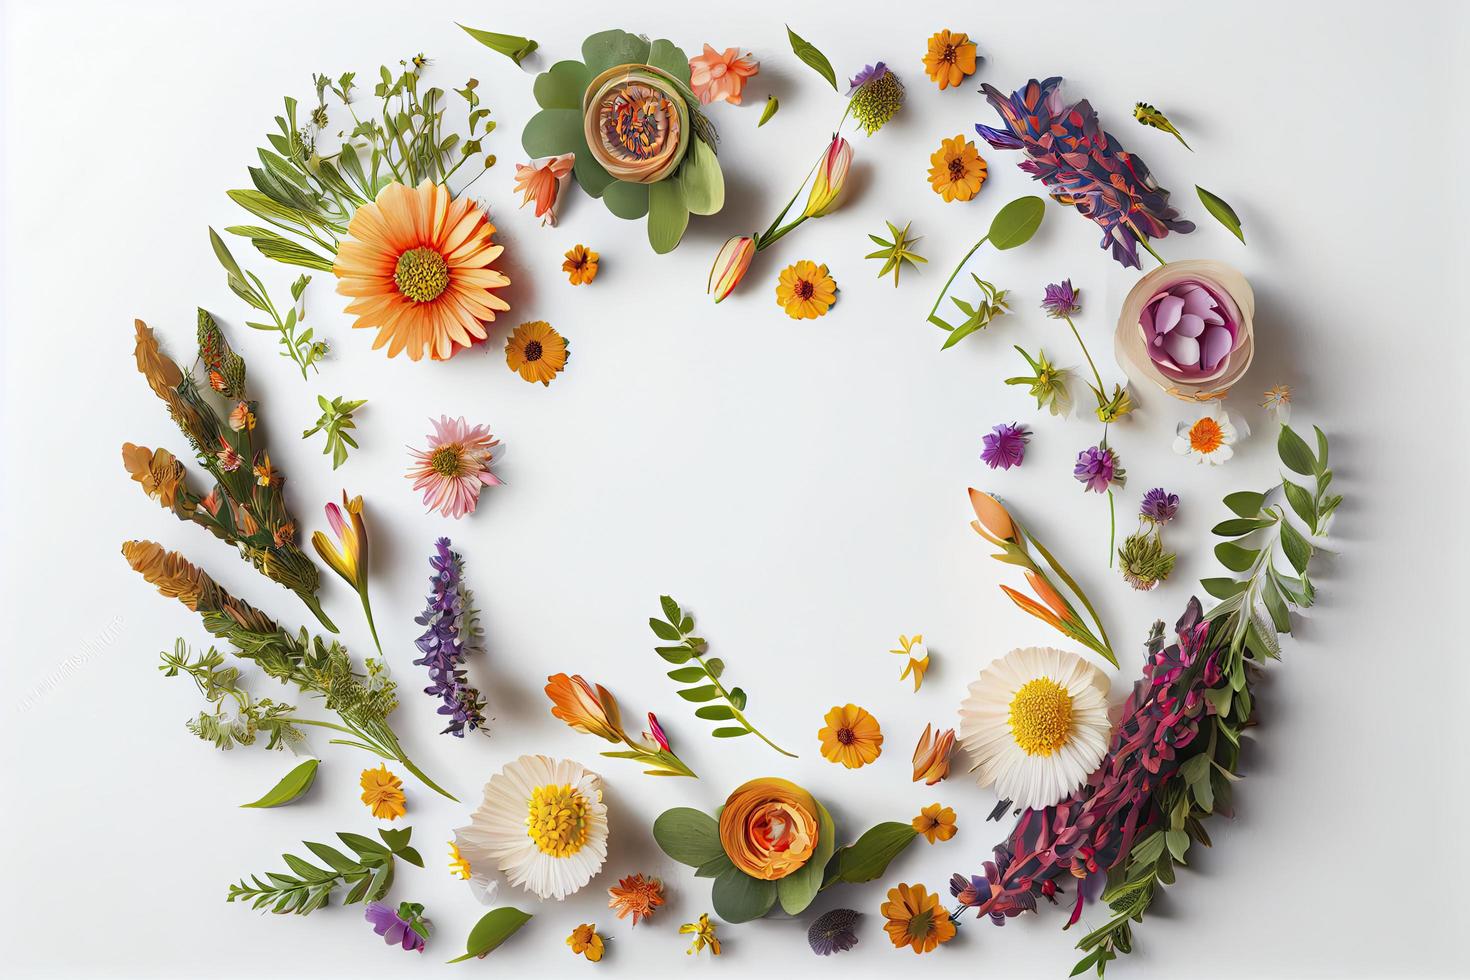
[[1173, 405, 1247, 465], [958, 646, 1113, 810]]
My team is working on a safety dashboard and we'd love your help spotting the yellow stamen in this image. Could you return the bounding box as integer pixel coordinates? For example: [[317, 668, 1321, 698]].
[[526, 783, 590, 857], [1008, 677, 1073, 756], [1189, 417, 1224, 453]]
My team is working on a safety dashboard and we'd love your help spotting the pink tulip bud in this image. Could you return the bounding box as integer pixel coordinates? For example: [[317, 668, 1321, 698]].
[[803, 135, 853, 218], [707, 235, 756, 303]]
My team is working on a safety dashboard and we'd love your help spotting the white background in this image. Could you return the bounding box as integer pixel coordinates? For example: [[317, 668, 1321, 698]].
[[2, 1, 1466, 977]]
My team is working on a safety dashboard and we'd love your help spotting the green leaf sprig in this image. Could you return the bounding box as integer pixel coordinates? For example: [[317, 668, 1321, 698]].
[[226, 826, 423, 915], [866, 220, 927, 287], [160, 640, 305, 752], [302, 395, 367, 469], [926, 196, 1044, 348], [649, 596, 795, 758], [210, 228, 326, 380]]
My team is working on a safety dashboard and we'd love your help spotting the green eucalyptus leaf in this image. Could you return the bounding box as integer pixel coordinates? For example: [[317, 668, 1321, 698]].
[[785, 25, 837, 90], [777, 802, 835, 914], [695, 852, 735, 878], [522, 108, 584, 158], [678, 137, 725, 216], [823, 820, 918, 888], [1277, 425, 1318, 476], [241, 758, 319, 808], [1282, 480, 1317, 527], [582, 29, 651, 76], [1278, 520, 1312, 574], [1211, 517, 1273, 537], [988, 196, 1046, 250], [647, 38, 693, 85], [1196, 185, 1245, 243], [448, 907, 533, 963], [652, 807, 724, 867], [712, 865, 779, 922], [1199, 576, 1247, 600]]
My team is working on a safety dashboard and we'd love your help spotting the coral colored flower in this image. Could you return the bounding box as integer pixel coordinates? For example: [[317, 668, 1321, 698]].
[[200, 487, 223, 517], [504, 320, 569, 386], [406, 416, 502, 519], [928, 135, 987, 202], [912, 723, 957, 785], [688, 45, 759, 105], [333, 179, 511, 361], [513, 153, 575, 226], [882, 882, 957, 953], [228, 401, 255, 432], [912, 803, 958, 844], [360, 764, 406, 820], [981, 423, 1030, 470], [566, 923, 605, 961], [545, 673, 626, 743], [968, 488, 1017, 544], [718, 778, 821, 880], [818, 704, 884, 768], [563, 244, 599, 285], [803, 136, 852, 219], [215, 436, 243, 472], [923, 30, 977, 90], [608, 873, 665, 926], [776, 260, 837, 319], [1173, 406, 1244, 465], [679, 913, 721, 956], [708, 235, 755, 303]]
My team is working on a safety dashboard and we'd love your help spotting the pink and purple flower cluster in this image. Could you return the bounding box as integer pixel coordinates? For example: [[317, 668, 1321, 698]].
[[413, 537, 488, 737]]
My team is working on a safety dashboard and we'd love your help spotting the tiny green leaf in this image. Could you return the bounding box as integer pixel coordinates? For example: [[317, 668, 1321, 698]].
[[457, 24, 538, 65], [1214, 541, 1259, 572], [758, 96, 779, 127], [785, 25, 837, 90], [1281, 480, 1317, 528], [1195, 185, 1245, 243], [448, 907, 533, 963], [241, 758, 319, 808], [1278, 520, 1312, 574]]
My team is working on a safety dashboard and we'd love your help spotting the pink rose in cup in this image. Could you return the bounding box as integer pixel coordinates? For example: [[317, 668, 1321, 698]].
[[1140, 280, 1241, 380]]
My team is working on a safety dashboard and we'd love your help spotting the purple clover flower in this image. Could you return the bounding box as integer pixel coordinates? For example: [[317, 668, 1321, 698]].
[[982, 423, 1030, 470], [1041, 280, 1080, 319], [1140, 488, 1179, 525], [413, 538, 488, 737], [1073, 445, 1125, 494], [365, 901, 429, 952]]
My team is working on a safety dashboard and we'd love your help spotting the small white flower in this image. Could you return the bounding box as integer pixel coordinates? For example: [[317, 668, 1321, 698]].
[[1173, 404, 1246, 465]]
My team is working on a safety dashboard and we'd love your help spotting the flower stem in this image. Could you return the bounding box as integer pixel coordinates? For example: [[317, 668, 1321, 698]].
[[359, 591, 383, 658], [1107, 490, 1117, 568], [928, 236, 989, 328], [691, 652, 796, 758], [1063, 315, 1106, 396]]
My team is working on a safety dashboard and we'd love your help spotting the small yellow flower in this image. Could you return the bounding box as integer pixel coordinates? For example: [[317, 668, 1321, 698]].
[[567, 923, 605, 961], [679, 913, 721, 956], [448, 841, 472, 880], [891, 634, 930, 691], [252, 452, 279, 488], [911, 803, 957, 844], [818, 704, 883, 769], [776, 260, 837, 319], [505, 320, 570, 386], [922, 30, 977, 90], [563, 244, 599, 285], [928, 135, 987, 202], [359, 764, 406, 821]]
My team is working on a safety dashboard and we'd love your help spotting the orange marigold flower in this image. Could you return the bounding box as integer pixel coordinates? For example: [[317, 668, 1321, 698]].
[[928, 135, 987, 202], [776, 260, 837, 319], [881, 882, 956, 954], [608, 873, 665, 926], [359, 764, 406, 821], [505, 320, 570, 386], [922, 30, 977, 90], [818, 704, 883, 769], [563, 244, 599, 285]]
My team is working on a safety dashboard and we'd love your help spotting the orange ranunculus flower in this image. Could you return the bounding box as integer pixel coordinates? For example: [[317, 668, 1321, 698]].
[[718, 778, 820, 881], [545, 673, 625, 743]]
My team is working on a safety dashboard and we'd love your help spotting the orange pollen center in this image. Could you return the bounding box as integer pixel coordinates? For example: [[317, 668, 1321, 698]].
[[1189, 418, 1224, 453]]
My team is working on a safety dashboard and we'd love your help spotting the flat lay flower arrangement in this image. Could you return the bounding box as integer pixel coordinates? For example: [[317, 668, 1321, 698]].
[[114, 19, 1345, 978]]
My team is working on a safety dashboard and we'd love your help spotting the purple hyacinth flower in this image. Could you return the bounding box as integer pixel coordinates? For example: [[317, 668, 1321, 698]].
[[807, 908, 860, 955], [365, 902, 429, 952], [1041, 280, 1081, 319], [1140, 488, 1179, 525], [981, 423, 1030, 470], [413, 538, 488, 737], [1073, 445, 1125, 494]]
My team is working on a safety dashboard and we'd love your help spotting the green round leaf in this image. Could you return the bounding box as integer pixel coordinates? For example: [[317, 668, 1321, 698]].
[[653, 807, 724, 867], [1214, 541, 1259, 572], [533, 60, 591, 110], [647, 38, 692, 85], [522, 108, 583, 159], [1222, 490, 1266, 518], [602, 179, 650, 219], [988, 196, 1046, 250], [448, 907, 532, 963], [581, 29, 651, 76], [712, 865, 778, 922], [240, 758, 319, 808]]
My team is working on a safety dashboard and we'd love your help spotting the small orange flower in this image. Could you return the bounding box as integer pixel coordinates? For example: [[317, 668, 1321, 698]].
[[912, 723, 956, 785], [608, 874, 665, 926], [563, 244, 599, 285], [882, 882, 956, 954], [911, 803, 957, 844], [776, 260, 837, 319], [505, 320, 569, 386], [818, 704, 883, 769], [929, 135, 987, 202], [566, 923, 605, 962], [513, 153, 575, 226], [688, 45, 759, 105], [545, 673, 625, 742], [923, 30, 977, 90], [359, 764, 406, 820]]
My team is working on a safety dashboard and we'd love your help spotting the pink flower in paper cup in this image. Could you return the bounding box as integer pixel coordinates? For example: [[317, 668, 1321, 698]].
[[1115, 259, 1255, 402]]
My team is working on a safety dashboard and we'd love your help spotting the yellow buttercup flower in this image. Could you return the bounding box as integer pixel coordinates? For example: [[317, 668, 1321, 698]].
[[928, 135, 987, 202], [818, 704, 883, 769], [912, 803, 957, 844], [505, 320, 570, 386], [776, 260, 837, 319], [923, 30, 977, 90], [360, 765, 406, 821], [891, 634, 930, 691], [679, 913, 721, 956], [567, 923, 605, 961], [563, 244, 599, 286]]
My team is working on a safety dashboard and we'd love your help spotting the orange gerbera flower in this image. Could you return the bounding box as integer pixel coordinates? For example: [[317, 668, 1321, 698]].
[[929, 136, 987, 202], [882, 883, 956, 953], [776, 260, 837, 319], [333, 179, 510, 362], [563, 244, 599, 285], [608, 873, 665, 926], [923, 30, 977, 90], [818, 704, 883, 769], [505, 320, 569, 386]]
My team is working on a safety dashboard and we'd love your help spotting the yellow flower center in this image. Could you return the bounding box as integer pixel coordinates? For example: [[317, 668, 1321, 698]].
[[1189, 417, 1224, 453], [1008, 677, 1073, 756], [526, 783, 590, 857], [430, 445, 463, 476], [394, 247, 450, 302]]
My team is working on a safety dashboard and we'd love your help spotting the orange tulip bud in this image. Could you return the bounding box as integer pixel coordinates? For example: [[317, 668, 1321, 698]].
[[999, 585, 1066, 631], [545, 672, 625, 743], [968, 488, 1016, 543], [1025, 570, 1075, 626], [707, 235, 756, 303]]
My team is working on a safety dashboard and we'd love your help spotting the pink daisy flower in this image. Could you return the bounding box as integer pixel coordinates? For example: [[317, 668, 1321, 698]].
[[406, 416, 502, 519]]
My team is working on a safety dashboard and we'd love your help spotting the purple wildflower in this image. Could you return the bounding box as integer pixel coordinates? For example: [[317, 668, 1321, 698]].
[[981, 423, 1030, 470], [1073, 445, 1125, 493], [808, 908, 861, 955], [848, 62, 888, 90], [976, 77, 1194, 268], [365, 901, 430, 952], [1040, 280, 1081, 319], [1140, 488, 1179, 525], [413, 538, 488, 737]]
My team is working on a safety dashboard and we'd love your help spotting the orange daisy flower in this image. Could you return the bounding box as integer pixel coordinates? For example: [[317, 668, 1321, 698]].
[[333, 179, 510, 362], [817, 703, 883, 768], [563, 244, 599, 285], [776, 260, 837, 319], [882, 882, 956, 953], [505, 320, 570, 386], [608, 873, 665, 926], [929, 136, 987, 202], [923, 30, 977, 90]]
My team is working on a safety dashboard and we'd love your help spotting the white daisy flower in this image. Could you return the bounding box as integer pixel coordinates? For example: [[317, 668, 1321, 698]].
[[454, 754, 609, 901], [1172, 403, 1247, 465], [958, 646, 1113, 810]]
